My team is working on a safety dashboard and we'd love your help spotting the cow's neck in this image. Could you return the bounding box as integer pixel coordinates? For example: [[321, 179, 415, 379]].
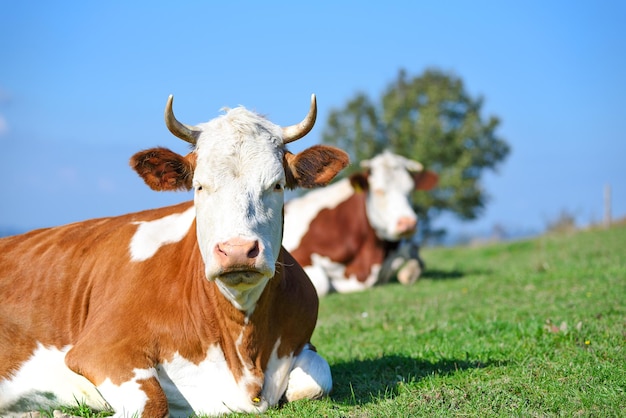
[[203, 268, 283, 397], [215, 277, 270, 314]]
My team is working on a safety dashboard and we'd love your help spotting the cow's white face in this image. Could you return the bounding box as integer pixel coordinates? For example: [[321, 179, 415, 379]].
[[130, 95, 349, 311], [192, 110, 285, 292], [362, 151, 423, 241]]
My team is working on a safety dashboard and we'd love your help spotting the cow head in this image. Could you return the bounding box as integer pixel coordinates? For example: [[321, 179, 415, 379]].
[[350, 150, 438, 241], [131, 95, 348, 310]]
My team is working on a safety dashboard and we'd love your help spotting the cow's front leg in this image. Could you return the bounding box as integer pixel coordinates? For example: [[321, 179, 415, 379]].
[[96, 370, 168, 418], [284, 344, 332, 402], [65, 345, 169, 418]]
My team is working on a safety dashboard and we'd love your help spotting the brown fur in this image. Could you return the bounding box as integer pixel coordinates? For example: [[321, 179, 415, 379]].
[[0, 141, 347, 416], [289, 169, 438, 283], [284, 145, 349, 189], [290, 191, 386, 283]]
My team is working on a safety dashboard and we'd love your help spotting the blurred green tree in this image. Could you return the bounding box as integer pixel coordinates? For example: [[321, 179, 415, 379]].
[[321, 68, 510, 242]]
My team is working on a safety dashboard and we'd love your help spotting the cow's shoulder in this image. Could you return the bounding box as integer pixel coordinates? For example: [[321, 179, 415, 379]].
[[257, 248, 318, 350]]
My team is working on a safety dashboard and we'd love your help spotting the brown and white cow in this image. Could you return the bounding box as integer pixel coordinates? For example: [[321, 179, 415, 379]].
[[0, 95, 348, 417], [283, 151, 437, 296]]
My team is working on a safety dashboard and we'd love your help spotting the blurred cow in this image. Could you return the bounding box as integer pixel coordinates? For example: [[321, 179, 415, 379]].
[[283, 150, 438, 296]]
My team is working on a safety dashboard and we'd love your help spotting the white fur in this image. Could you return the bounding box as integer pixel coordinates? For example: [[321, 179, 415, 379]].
[[285, 344, 333, 402], [260, 339, 293, 406], [97, 369, 154, 417], [156, 345, 266, 417], [191, 109, 286, 307], [362, 151, 420, 241], [0, 340, 328, 417], [129, 206, 196, 261], [216, 275, 271, 313], [283, 179, 354, 251], [308, 253, 380, 295], [0, 344, 109, 413]]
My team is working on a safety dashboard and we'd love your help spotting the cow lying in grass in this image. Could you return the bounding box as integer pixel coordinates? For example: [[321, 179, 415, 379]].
[[0, 94, 348, 417], [283, 150, 437, 296]]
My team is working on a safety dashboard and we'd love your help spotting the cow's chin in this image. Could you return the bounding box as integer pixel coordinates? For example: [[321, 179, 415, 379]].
[[377, 230, 415, 242], [215, 270, 268, 290]]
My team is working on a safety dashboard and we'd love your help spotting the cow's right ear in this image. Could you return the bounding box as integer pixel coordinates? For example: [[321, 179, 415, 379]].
[[130, 147, 196, 191], [413, 170, 439, 191], [349, 173, 369, 193], [284, 145, 349, 189]]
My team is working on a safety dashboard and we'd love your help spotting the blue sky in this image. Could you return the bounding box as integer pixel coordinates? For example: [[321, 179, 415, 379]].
[[1, 1, 625, 240]]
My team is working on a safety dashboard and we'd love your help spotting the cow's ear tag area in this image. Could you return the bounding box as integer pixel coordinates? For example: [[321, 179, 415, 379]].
[[349, 172, 369, 194]]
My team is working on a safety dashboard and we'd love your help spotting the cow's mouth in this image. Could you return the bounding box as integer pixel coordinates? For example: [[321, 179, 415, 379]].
[[218, 270, 266, 289], [398, 229, 416, 239]]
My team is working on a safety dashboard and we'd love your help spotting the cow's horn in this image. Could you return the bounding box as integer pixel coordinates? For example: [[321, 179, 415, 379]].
[[164, 95, 201, 145], [282, 94, 317, 144]]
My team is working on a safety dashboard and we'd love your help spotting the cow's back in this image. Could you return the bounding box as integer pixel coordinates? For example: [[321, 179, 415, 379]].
[[283, 178, 393, 295], [0, 201, 196, 376]]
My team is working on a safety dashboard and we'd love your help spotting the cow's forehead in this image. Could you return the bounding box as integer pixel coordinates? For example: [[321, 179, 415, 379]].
[[363, 151, 425, 191], [192, 107, 285, 183], [367, 154, 415, 191], [368, 152, 421, 171]]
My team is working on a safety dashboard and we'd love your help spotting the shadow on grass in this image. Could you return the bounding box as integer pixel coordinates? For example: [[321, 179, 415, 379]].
[[329, 355, 504, 405], [420, 267, 492, 280]]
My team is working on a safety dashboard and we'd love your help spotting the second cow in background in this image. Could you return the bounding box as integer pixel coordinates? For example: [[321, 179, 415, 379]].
[[283, 151, 438, 296]]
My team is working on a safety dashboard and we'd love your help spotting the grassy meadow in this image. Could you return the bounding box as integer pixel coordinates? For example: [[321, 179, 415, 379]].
[[50, 223, 626, 417], [261, 223, 626, 417]]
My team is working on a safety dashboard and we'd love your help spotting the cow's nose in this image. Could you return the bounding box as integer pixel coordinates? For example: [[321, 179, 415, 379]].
[[214, 238, 260, 270], [396, 216, 417, 235]]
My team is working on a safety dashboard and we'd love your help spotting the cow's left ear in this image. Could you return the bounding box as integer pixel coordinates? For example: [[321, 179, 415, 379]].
[[413, 170, 439, 191], [285, 145, 349, 189], [130, 147, 196, 191]]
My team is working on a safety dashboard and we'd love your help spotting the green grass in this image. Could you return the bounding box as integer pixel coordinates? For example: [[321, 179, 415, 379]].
[[59, 224, 626, 417], [260, 224, 626, 417]]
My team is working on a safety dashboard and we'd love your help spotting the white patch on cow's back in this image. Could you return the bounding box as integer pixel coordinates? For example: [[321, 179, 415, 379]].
[[0, 344, 108, 414], [283, 178, 354, 251], [130, 206, 196, 261]]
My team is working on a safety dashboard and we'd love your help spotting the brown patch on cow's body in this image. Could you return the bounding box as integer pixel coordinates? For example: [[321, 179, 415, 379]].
[[138, 377, 170, 418], [0, 201, 318, 415], [290, 191, 387, 283]]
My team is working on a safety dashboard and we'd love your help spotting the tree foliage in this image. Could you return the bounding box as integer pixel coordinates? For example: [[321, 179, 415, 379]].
[[321, 69, 510, 241]]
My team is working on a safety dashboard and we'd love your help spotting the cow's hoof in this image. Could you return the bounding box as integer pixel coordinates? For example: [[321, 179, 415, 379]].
[[397, 259, 422, 285]]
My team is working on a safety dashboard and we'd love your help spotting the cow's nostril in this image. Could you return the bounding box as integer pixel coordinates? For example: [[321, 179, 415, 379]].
[[214, 239, 261, 269], [216, 243, 229, 257], [247, 241, 260, 258]]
